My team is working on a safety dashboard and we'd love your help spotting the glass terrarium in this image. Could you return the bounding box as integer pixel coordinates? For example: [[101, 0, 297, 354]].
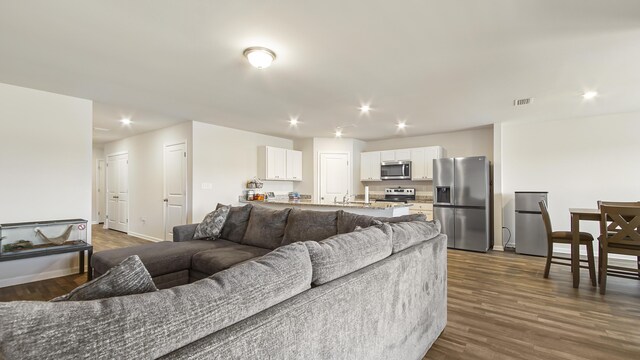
[[0, 219, 88, 255]]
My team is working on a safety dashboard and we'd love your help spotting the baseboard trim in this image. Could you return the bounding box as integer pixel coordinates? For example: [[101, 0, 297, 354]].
[[493, 245, 504, 251], [0, 266, 82, 288], [128, 231, 164, 243]]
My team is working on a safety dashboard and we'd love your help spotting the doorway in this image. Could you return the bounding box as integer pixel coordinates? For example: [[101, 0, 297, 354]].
[[163, 142, 187, 240], [106, 152, 129, 233], [319, 152, 351, 204]]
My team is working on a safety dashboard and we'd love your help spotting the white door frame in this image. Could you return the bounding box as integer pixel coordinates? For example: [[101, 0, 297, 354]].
[[317, 151, 352, 204], [106, 151, 129, 233], [163, 140, 188, 241], [96, 159, 106, 224]]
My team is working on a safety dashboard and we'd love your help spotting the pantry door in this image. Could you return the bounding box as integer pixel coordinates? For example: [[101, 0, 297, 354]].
[[107, 153, 129, 233], [163, 142, 187, 241], [319, 152, 351, 204]]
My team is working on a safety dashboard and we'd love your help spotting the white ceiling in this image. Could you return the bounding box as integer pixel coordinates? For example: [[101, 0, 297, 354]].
[[1, 1, 639, 141]]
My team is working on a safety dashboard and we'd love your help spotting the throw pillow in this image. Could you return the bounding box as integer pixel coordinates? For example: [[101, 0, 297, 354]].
[[51, 255, 157, 301], [304, 223, 392, 285], [281, 208, 338, 245], [194, 205, 230, 239], [242, 205, 291, 249], [389, 220, 441, 253], [217, 203, 253, 242]]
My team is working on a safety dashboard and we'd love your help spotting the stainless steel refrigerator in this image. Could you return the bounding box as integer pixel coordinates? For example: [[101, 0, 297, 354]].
[[515, 192, 548, 256], [433, 156, 491, 252]]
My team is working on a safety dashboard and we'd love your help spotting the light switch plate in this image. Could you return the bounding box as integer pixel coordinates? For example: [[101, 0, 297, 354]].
[[201, 182, 213, 190]]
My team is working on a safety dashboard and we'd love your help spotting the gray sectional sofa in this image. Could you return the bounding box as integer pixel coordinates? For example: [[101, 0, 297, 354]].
[[0, 204, 447, 360]]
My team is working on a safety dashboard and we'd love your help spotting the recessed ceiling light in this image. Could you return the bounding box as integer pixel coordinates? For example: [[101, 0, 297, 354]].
[[335, 128, 343, 138], [359, 104, 371, 113], [289, 117, 299, 126], [120, 118, 132, 125], [243, 47, 276, 69], [397, 121, 407, 129], [582, 91, 598, 100]]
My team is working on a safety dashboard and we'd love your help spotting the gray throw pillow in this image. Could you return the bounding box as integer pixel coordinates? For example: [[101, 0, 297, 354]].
[[194, 205, 230, 239], [389, 220, 441, 253], [304, 223, 392, 285], [242, 205, 291, 249], [51, 255, 157, 301], [217, 203, 253, 242], [281, 208, 338, 245]]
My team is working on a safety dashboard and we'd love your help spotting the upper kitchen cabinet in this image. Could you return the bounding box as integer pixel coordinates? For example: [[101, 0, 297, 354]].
[[258, 146, 302, 181], [411, 146, 444, 180], [380, 149, 411, 161], [360, 151, 381, 181]]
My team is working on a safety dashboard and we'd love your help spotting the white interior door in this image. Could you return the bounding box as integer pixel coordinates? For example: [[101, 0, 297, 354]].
[[107, 153, 129, 232], [164, 142, 187, 240], [319, 153, 350, 204], [97, 159, 106, 223]]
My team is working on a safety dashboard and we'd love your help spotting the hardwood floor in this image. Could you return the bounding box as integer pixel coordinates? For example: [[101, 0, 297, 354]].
[[0, 228, 638, 359]]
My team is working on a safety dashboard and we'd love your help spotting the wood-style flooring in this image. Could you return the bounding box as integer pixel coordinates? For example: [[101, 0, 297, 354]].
[[0, 226, 638, 359]]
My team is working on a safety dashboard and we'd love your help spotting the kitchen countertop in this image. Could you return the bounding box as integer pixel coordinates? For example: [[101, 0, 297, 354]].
[[240, 199, 413, 210]]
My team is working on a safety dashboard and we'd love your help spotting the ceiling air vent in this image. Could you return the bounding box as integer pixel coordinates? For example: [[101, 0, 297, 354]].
[[513, 98, 533, 106]]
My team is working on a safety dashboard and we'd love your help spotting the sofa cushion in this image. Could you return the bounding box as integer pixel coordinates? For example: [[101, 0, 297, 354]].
[[218, 203, 253, 243], [0, 243, 312, 360], [52, 255, 157, 302], [304, 223, 392, 285], [389, 220, 441, 253], [194, 205, 230, 240], [282, 208, 338, 245], [336, 211, 377, 234], [91, 239, 239, 278], [242, 206, 291, 249], [375, 213, 426, 223], [191, 244, 271, 275]]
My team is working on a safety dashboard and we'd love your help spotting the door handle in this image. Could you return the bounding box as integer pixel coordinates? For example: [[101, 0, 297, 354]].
[[163, 198, 168, 203]]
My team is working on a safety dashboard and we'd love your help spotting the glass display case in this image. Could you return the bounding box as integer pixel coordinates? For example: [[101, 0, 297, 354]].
[[0, 219, 88, 255]]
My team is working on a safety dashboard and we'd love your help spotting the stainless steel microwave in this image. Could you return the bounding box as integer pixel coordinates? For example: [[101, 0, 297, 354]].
[[381, 161, 411, 180]]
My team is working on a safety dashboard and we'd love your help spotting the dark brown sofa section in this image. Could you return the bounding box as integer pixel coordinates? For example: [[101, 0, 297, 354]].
[[91, 204, 426, 289]]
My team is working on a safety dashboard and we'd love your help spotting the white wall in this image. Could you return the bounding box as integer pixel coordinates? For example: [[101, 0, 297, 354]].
[[365, 126, 494, 161], [293, 138, 314, 195], [498, 112, 640, 257], [0, 83, 92, 287], [103, 121, 193, 242], [191, 121, 294, 222], [91, 144, 105, 223]]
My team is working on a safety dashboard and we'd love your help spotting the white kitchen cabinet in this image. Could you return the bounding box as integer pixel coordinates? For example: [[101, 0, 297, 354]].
[[259, 146, 302, 181], [380, 149, 411, 162], [360, 151, 381, 181], [410, 146, 443, 180], [286, 149, 302, 181], [380, 150, 396, 162]]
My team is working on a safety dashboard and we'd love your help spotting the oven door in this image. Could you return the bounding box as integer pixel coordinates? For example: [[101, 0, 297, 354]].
[[381, 162, 411, 180]]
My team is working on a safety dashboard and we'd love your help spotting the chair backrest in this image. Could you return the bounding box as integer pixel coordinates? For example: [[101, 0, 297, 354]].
[[538, 200, 553, 240], [597, 201, 640, 232], [599, 205, 640, 247]]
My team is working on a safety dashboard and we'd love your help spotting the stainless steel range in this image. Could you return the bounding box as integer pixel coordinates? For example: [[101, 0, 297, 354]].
[[376, 188, 416, 203]]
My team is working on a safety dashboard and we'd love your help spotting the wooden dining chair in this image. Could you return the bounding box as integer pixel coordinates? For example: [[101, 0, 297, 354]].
[[539, 201, 596, 285], [598, 204, 640, 294]]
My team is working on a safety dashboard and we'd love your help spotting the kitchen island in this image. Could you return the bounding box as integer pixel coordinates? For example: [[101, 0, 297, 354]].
[[239, 199, 412, 217]]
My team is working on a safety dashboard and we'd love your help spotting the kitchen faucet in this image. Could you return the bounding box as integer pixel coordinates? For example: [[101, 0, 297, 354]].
[[342, 191, 349, 204]]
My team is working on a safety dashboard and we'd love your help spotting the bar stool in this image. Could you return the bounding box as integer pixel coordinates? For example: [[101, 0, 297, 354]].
[[539, 200, 596, 285]]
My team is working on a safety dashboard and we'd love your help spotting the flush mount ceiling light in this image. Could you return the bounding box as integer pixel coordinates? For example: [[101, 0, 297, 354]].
[[359, 104, 371, 113], [582, 91, 598, 100], [120, 118, 132, 125], [243, 47, 276, 69]]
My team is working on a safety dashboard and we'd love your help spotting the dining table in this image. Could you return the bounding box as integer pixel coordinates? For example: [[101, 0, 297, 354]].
[[569, 208, 600, 288]]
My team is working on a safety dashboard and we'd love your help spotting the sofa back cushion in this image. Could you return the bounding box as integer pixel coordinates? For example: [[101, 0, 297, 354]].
[[304, 223, 392, 285], [337, 210, 427, 234], [217, 203, 253, 242], [282, 209, 338, 246], [389, 220, 441, 253], [242, 205, 291, 249], [0, 243, 312, 360]]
